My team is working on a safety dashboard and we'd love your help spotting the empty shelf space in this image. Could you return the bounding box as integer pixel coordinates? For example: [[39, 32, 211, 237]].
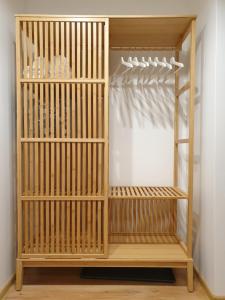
[[109, 186, 187, 200], [108, 243, 188, 262]]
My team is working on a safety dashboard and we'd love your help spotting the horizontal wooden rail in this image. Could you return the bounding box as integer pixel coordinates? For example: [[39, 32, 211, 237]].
[[20, 78, 106, 83], [21, 138, 106, 143], [17, 16, 107, 22], [176, 139, 189, 144], [21, 195, 105, 201], [176, 82, 190, 97]]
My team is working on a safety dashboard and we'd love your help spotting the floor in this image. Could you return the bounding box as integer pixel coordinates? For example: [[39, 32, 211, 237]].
[[4, 268, 209, 300]]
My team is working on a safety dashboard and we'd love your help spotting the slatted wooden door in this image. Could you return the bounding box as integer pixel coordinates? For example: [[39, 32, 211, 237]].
[[16, 17, 109, 258]]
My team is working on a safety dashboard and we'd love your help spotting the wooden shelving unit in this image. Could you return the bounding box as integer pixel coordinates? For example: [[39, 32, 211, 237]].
[[15, 15, 196, 292]]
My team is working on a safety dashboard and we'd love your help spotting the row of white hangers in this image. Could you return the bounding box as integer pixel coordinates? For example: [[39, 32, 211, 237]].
[[110, 56, 184, 85]]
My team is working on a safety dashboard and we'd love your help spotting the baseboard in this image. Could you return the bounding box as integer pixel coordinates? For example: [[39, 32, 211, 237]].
[[0, 274, 15, 300], [194, 267, 225, 300]]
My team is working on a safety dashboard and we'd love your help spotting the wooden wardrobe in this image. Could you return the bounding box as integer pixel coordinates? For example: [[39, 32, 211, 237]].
[[15, 15, 196, 291]]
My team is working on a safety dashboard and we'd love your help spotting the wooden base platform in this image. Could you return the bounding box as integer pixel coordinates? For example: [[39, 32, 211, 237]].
[[20, 243, 191, 268], [16, 243, 193, 292]]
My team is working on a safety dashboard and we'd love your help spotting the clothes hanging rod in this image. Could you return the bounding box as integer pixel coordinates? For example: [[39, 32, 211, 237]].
[[110, 46, 177, 51]]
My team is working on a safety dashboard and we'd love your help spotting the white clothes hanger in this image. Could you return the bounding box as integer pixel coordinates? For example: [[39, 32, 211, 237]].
[[162, 57, 172, 71], [141, 57, 149, 67], [154, 57, 166, 70], [148, 57, 157, 68], [133, 57, 146, 68], [161, 57, 173, 81], [121, 56, 134, 68], [170, 56, 184, 73]]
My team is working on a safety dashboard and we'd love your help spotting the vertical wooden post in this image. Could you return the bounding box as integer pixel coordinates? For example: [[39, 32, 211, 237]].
[[16, 17, 22, 260], [186, 19, 196, 293], [104, 19, 109, 256], [173, 49, 180, 187], [187, 261, 194, 292], [173, 49, 180, 236], [187, 19, 196, 258], [15, 260, 23, 291]]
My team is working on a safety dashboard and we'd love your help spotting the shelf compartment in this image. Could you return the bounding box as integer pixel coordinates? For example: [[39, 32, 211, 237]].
[[109, 186, 187, 200], [109, 197, 178, 243]]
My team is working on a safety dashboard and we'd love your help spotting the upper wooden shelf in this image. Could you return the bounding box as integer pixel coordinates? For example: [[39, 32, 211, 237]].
[[109, 186, 187, 200], [109, 16, 195, 49]]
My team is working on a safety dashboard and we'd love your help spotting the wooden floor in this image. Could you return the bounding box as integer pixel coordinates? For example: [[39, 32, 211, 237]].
[[4, 268, 209, 300]]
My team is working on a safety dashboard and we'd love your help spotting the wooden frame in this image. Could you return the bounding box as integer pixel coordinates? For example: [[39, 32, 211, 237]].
[[15, 15, 196, 292]]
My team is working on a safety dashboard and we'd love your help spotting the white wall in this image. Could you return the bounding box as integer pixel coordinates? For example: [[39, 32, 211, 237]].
[[214, 0, 225, 295], [189, 0, 217, 295], [0, 0, 26, 291], [109, 51, 174, 186], [23, 0, 194, 15]]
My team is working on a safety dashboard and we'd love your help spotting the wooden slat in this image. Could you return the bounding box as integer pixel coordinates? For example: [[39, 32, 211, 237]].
[[23, 85, 29, 253], [97, 201, 102, 252], [44, 22, 49, 79], [55, 22, 60, 253], [22, 22, 27, 78], [45, 84, 50, 253], [66, 84, 71, 252], [77, 201, 81, 253], [82, 201, 86, 253], [82, 84, 87, 196], [61, 23, 66, 253], [28, 22, 33, 78], [39, 80, 44, 252]]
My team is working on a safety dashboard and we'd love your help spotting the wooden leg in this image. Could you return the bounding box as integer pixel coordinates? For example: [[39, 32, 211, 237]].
[[16, 259, 23, 291], [187, 261, 194, 292]]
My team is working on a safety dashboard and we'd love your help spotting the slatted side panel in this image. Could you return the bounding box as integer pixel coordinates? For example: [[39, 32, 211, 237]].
[[20, 20, 105, 79], [109, 199, 178, 244], [20, 83, 105, 196], [20, 83, 105, 139], [17, 18, 109, 257], [22, 199, 104, 255]]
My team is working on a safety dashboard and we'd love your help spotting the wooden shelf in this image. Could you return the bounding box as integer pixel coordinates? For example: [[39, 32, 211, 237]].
[[110, 16, 196, 48], [109, 186, 187, 200], [22, 243, 190, 268]]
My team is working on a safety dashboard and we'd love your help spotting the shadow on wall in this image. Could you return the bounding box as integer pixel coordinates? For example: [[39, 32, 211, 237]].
[[109, 51, 176, 186], [109, 51, 178, 129]]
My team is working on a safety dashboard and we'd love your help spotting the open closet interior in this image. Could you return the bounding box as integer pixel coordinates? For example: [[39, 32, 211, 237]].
[[15, 15, 196, 291]]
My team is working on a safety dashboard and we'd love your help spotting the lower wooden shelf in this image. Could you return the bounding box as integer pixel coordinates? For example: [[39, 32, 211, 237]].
[[22, 243, 191, 268], [109, 186, 188, 200]]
